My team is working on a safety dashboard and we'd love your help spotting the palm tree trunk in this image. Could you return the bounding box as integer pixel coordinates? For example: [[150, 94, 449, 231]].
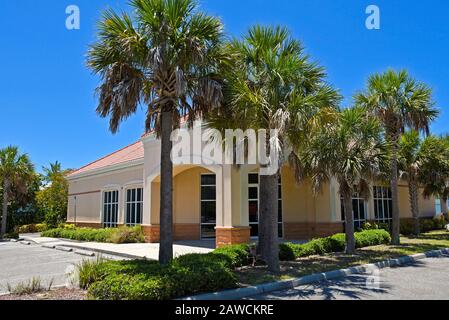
[[257, 184, 266, 257], [342, 192, 356, 254], [259, 173, 280, 273], [390, 143, 401, 245], [1, 179, 9, 238], [408, 179, 420, 235], [159, 111, 174, 265], [440, 197, 448, 218]]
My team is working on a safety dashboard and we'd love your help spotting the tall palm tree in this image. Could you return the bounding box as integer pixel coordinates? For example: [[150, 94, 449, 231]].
[[207, 25, 340, 271], [0, 146, 34, 238], [419, 136, 449, 220], [299, 107, 388, 254], [398, 131, 422, 235], [87, 0, 224, 264], [42, 161, 63, 183], [355, 70, 438, 244]]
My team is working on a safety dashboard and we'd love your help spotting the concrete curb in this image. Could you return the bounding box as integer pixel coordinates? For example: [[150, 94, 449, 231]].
[[74, 249, 96, 257], [55, 246, 73, 252], [21, 236, 147, 261], [182, 248, 449, 300], [58, 244, 148, 260]]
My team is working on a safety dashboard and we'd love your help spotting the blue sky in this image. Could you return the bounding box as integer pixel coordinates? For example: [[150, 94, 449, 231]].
[[1, 0, 448, 171]]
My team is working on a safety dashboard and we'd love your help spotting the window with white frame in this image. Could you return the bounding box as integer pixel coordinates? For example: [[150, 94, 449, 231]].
[[103, 190, 119, 228], [125, 187, 143, 226], [341, 192, 367, 230], [201, 174, 216, 239], [373, 186, 393, 225], [248, 173, 283, 238]]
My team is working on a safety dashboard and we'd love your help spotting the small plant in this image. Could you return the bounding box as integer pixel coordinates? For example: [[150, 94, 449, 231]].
[[58, 223, 76, 230], [6, 277, 44, 296], [77, 256, 106, 289]]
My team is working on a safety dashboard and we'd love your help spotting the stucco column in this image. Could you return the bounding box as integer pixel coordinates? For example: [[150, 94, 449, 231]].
[[329, 178, 339, 222], [215, 164, 251, 247], [141, 134, 162, 242]]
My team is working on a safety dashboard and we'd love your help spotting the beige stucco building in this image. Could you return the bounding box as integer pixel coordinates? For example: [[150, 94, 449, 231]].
[[67, 124, 437, 247]]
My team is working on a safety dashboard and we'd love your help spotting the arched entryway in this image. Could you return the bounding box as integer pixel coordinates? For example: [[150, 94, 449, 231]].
[[143, 164, 222, 242]]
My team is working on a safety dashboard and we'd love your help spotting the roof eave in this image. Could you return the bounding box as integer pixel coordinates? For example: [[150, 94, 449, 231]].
[[67, 158, 144, 181]]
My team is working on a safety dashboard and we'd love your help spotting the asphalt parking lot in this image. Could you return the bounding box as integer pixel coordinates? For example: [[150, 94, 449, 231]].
[[250, 254, 449, 300], [0, 241, 95, 294]]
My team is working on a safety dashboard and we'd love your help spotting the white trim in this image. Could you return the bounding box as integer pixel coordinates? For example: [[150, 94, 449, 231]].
[[123, 180, 144, 188], [102, 184, 121, 191], [67, 159, 144, 181]]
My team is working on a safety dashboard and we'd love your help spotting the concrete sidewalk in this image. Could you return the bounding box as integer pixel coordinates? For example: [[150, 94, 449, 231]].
[[21, 234, 215, 260]]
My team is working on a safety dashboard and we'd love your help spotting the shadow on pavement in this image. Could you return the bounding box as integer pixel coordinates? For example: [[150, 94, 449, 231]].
[[261, 259, 430, 300]]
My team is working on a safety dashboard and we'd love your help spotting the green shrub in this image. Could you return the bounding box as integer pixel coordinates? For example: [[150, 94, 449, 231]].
[[400, 216, 448, 235], [212, 244, 251, 268], [4, 230, 19, 239], [109, 226, 145, 244], [279, 243, 296, 261], [355, 229, 391, 248], [362, 221, 390, 232], [170, 253, 237, 296], [42, 226, 145, 244], [86, 252, 238, 300], [328, 233, 346, 251], [88, 273, 171, 300], [279, 229, 391, 261], [16, 223, 48, 234]]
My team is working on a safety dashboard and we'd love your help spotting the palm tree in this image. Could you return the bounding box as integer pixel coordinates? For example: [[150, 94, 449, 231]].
[[355, 70, 438, 244], [42, 161, 63, 183], [398, 131, 423, 235], [419, 136, 449, 220], [87, 0, 224, 264], [299, 107, 388, 254], [207, 25, 340, 271], [0, 146, 34, 238]]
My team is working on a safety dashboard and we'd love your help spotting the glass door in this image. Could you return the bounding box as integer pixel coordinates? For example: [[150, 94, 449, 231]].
[[248, 173, 283, 238], [201, 174, 216, 239]]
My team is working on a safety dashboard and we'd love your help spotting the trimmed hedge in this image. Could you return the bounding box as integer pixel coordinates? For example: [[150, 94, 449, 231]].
[[400, 216, 448, 235], [212, 244, 251, 268], [83, 246, 246, 300], [279, 229, 391, 261], [16, 223, 48, 234], [81, 232, 394, 300], [42, 226, 145, 244]]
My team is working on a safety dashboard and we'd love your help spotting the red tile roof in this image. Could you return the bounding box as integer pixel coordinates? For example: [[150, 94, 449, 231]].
[[69, 140, 144, 177]]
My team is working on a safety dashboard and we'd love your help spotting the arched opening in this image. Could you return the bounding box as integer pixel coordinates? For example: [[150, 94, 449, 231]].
[[149, 165, 219, 241]]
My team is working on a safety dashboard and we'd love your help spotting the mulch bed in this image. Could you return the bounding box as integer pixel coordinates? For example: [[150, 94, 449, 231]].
[[0, 288, 86, 301]]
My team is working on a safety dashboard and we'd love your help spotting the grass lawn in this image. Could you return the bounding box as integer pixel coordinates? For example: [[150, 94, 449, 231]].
[[237, 230, 449, 286]]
